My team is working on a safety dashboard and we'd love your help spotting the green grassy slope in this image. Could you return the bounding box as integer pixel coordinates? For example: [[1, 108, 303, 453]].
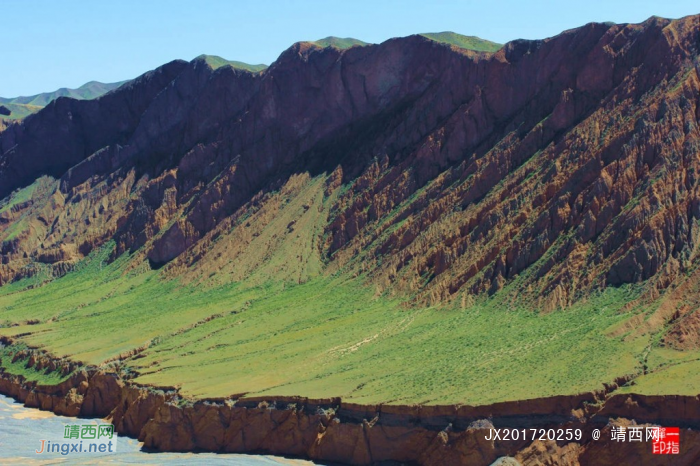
[[0, 182, 39, 214], [195, 54, 268, 72], [420, 32, 502, 52], [0, 344, 70, 385], [312, 37, 369, 49], [618, 359, 700, 395], [1, 170, 696, 405], [0, 239, 680, 405], [0, 102, 44, 120]]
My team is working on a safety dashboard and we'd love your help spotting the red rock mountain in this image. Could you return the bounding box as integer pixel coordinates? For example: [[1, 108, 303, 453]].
[[2, 15, 700, 315]]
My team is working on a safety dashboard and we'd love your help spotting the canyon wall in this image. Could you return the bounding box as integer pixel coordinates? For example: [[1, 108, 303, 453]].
[[1, 346, 698, 465]]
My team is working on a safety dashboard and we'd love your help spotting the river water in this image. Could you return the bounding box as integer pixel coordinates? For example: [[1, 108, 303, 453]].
[[0, 393, 320, 465]]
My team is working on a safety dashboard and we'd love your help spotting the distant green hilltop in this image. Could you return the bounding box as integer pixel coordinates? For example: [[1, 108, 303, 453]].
[[0, 80, 128, 107], [311, 36, 369, 49], [195, 54, 268, 72], [1, 31, 501, 121], [307, 33, 502, 52], [419, 32, 502, 52], [0, 81, 128, 121]]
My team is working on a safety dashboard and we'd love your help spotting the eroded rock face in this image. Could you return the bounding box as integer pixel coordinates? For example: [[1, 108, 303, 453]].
[[2, 17, 700, 310], [1, 358, 699, 465], [81, 372, 124, 417]]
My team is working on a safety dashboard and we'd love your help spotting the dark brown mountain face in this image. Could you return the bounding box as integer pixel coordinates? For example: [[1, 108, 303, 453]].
[[0, 60, 188, 199], [1, 15, 700, 313]]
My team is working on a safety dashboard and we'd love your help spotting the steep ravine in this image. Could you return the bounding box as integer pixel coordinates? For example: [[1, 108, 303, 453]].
[[1, 341, 698, 465]]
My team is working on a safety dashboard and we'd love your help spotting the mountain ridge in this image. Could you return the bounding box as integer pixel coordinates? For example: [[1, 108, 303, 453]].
[[2, 16, 699, 307], [194, 54, 268, 72], [0, 29, 500, 120], [311, 36, 369, 49], [0, 80, 129, 107], [0, 80, 130, 121], [419, 31, 502, 52]]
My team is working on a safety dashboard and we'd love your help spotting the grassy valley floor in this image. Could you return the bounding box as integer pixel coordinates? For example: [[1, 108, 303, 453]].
[[1, 245, 697, 405]]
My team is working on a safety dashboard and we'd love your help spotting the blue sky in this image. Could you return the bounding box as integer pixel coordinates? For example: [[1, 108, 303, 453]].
[[3, 0, 699, 97]]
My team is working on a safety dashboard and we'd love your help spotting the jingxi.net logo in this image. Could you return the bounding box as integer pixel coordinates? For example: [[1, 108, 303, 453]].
[[35, 423, 117, 456], [651, 427, 680, 455]]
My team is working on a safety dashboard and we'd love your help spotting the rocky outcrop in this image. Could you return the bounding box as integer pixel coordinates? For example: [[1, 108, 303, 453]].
[[0, 105, 10, 116]]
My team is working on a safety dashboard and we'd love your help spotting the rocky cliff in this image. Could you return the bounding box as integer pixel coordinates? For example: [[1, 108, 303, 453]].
[[1, 343, 699, 465], [2, 15, 700, 313]]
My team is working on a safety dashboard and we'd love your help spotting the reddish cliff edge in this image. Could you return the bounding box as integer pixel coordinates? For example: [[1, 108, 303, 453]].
[[1, 344, 698, 465]]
